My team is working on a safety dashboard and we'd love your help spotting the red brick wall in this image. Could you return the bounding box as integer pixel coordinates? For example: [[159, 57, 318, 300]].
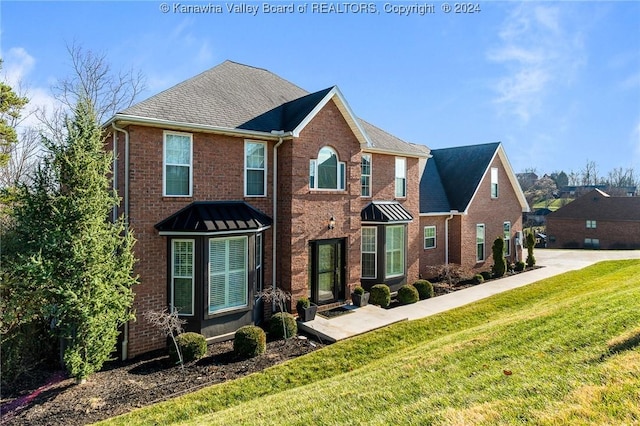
[[547, 218, 640, 249], [106, 126, 276, 356], [418, 215, 448, 271], [459, 156, 524, 270]]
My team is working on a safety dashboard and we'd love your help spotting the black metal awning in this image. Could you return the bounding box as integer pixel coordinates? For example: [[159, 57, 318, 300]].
[[155, 201, 272, 235], [361, 201, 413, 224]]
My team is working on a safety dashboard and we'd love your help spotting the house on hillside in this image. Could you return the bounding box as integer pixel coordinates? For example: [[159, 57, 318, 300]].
[[104, 60, 527, 359], [419, 143, 530, 273], [546, 188, 640, 249]]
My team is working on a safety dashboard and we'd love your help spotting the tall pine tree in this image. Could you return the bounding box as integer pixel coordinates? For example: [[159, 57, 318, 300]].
[[7, 98, 137, 381]]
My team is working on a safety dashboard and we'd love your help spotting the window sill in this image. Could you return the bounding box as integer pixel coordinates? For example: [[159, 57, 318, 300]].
[[206, 305, 252, 319]]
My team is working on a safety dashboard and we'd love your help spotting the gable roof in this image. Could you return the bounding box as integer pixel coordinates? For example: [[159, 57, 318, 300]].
[[547, 189, 640, 222], [110, 60, 427, 157], [420, 142, 529, 214]]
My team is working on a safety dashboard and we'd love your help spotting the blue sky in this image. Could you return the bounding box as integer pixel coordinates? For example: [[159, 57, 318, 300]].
[[2, 1, 639, 176]]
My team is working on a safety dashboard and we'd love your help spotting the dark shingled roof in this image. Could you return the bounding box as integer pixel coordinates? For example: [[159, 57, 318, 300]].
[[420, 142, 500, 213], [116, 60, 426, 156], [361, 201, 413, 223], [547, 189, 640, 222], [155, 201, 272, 233]]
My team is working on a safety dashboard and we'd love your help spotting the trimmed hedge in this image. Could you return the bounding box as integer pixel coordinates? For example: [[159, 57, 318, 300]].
[[269, 312, 297, 339], [514, 261, 525, 272], [412, 280, 434, 300], [480, 271, 492, 281], [369, 284, 391, 308], [474, 274, 484, 284], [397, 285, 419, 305], [234, 325, 266, 358], [169, 332, 207, 364]]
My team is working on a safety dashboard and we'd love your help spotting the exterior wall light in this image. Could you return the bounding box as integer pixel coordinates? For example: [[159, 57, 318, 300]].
[[328, 216, 336, 230]]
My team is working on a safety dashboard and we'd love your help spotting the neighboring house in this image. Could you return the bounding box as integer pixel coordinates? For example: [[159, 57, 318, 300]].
[[105, 61, 429, 357], [524, 207, 552, 226], [558, 185, 637, 198], [419, 143, 530, 272], [104, 61, 527, 359], [546, 188, 640, 249]]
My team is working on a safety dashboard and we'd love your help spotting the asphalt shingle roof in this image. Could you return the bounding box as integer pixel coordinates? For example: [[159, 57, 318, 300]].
[[547, 189, 640, 222], [117, 60, 427, 156], [420, 142, 500, 213]]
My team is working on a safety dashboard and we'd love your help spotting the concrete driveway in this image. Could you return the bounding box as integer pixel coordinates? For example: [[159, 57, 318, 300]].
[[298, 249, 640, 342]]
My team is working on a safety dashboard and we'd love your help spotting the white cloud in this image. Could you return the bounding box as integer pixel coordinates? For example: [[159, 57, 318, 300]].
[[1, 47, 62, 130], [487, 4, 586, 122]]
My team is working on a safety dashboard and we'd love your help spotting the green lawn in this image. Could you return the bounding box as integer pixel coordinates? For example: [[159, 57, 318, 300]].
[[99, 260, 640, 425], [532, 198, 574, 211]]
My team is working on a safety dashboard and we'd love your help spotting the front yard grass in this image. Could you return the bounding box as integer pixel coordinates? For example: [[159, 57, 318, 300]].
[[99, 260, 640, 425]]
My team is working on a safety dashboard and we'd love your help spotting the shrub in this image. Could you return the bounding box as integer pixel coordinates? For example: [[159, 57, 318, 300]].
[[526, 231, 536, 267], [369, 284, 391, 308], [169, 332, 207, 364], [397, 285, 419, 305], [480, 271, 492, 281], [514, 261, 525, 272], [412, 280, 434, 300], [269, 312, 297, 339], [491, 237, 507, 278], [474, 274, 484, 284], [234, 325, 266, 358], [296, 297, 310, 315], [353, 286, 365, 296]]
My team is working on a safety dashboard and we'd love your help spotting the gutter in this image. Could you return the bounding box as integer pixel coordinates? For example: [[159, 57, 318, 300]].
[[105, 114, 285, 141], [111, 122, 130, 361], [444, 210, 458, 265]]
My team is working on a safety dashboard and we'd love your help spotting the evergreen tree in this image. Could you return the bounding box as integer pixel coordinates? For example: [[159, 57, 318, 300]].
[[7, 98, 137, 381], [491, 236, 506, 278], [526, 231, 536, 268], [0, 60, 28, 167]]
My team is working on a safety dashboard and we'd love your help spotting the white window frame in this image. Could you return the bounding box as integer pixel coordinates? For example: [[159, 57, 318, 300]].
[[208, 236, 248, 315], [424, 226, 436, 249], [476, 223, 486, 262], [385, 225, 405, 278], [244, 140, 267, 197], [361, 226, 377, 279], [395, 157, 406, 198], [309, 146, 346, 191], [503, 221, 511, 256], [586, 220, 597, 229], [171, 239, 195, 316], [491, 167, 499, 198], [361, 154, 372, 197], [163, 131, 193, 197]]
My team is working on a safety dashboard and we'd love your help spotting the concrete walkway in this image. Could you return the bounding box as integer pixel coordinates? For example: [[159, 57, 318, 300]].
[[298, 249, 640, 342]]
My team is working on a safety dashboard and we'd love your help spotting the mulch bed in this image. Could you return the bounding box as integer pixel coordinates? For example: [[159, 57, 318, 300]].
[[1, 336, 324, 426]]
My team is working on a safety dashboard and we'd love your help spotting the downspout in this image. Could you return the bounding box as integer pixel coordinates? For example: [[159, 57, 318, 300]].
[[112, 130, 118, 223], [271, 131, 285, 311], [112, 122, 130, 361], [444, 210, 457, 265]]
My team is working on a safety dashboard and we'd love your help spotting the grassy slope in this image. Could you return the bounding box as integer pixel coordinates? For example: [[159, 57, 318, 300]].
[[99, 260, 640, 425]]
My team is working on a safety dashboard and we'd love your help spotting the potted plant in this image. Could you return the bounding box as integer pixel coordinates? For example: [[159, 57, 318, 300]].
[[351, 286, 370, 307], [295, 297, 317, 322]]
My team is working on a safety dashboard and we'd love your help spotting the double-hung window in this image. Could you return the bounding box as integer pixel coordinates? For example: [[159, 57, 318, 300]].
[[361, 227, 377, 278], [209, 236, 248, 314], [586, 220, 597, 229], [171, 239, 194, 316], [424, 226, 436, 249], [476, 224, 486, 262], [164, 132, 192, 197], [361, 154, 371, 197], [310, 147, 345, 190], [395, 157, 406, 198], [245, 141, 266, 196], [503, 221, 511, 256], [386, 225, 405, 278], [491, 168, 499, 198]]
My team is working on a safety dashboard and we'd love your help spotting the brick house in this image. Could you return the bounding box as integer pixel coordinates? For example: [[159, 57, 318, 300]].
[[546, 188, 640, 249], [105, 61, 430, 358], [418, 143, 530, 273]]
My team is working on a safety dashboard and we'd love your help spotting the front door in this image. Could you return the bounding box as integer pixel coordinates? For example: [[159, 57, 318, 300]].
[[310, 238, 346, 305]]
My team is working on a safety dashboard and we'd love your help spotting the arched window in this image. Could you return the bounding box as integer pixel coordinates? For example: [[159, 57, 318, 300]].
[[309, 147, 346, 190]]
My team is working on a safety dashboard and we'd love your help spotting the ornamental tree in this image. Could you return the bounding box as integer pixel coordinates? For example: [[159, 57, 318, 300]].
[[491, 236, 507, 278]]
